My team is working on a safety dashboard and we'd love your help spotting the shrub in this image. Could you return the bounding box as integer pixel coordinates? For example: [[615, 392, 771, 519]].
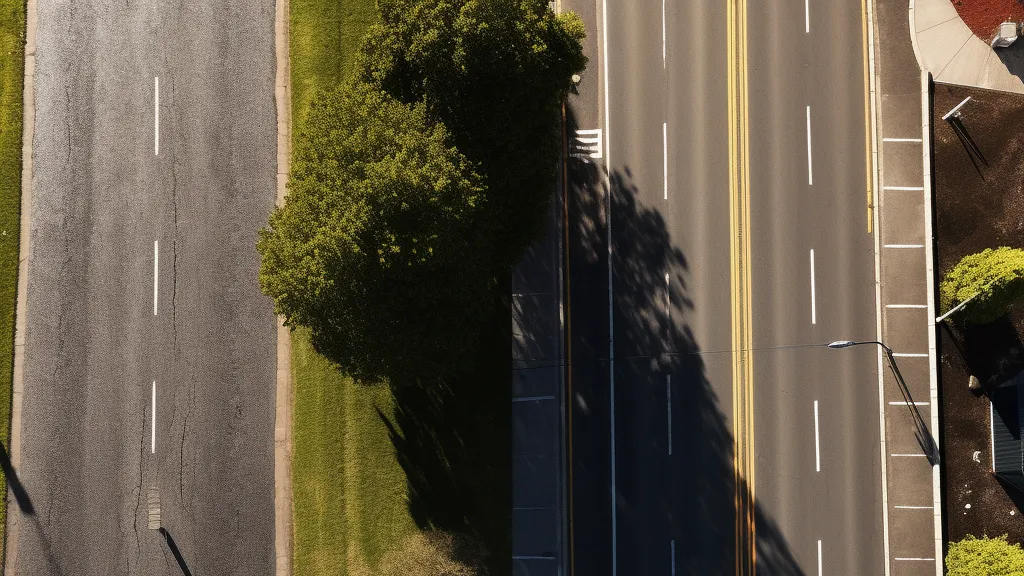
[[940, 247, 1024, 324]]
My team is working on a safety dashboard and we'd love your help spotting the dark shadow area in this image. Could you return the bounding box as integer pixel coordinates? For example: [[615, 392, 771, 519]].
[[995, 40, 1024, 86], [159, 528, 194, 576], [947, 116, 987, 179], [564, 101, 806, 574], [377, 292, 512, 575], [0, 441, 34, 515], [955, 315, 1024, 391]]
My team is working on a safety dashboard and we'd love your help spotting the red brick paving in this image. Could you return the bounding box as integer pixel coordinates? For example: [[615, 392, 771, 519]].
[[951, 0, 1024, 41]]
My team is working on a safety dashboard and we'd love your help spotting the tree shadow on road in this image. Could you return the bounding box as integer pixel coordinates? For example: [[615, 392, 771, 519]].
[[566, 111, 806, 574]]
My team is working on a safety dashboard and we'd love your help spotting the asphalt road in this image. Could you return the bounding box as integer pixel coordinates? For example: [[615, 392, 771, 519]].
[[567, 0, 885, 573], [9, 0, 278, 574]]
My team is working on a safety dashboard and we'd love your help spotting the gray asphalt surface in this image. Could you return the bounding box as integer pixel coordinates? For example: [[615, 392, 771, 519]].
[[10, 0, 278, 574], [566, 0, 885, 574]]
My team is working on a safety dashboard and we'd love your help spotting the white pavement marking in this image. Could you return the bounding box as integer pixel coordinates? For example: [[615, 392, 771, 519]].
[[153, 240, 158, 315], [895, 558, 935, 561], [666, 375, 672, 455], [891, 453, 928, 457], [670, 540, 676, 575], [602, 0, 616, 572], [154, 77, 160, 156], [886, 304, 927, 309], [882, 186, 924, 191], [809, 249, 816, 324], [805, 0, 810, 33], [662, 0, 666, 68], [814, 400, 821, 472], [892, 352, 928, 358], [806, 106, 813, 185], [151, 381, 156, 453], [663, 122, 668, 200], [512, 395, 556, 402], [895, 505, 933, 509], [883, 244, 924, 249], [817, 540, 822, 576], [882, 137, 922, 142], [889, 401, 929, 406]]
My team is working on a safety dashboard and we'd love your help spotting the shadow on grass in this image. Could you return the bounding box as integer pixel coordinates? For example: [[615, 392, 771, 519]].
[[564, 104, 808, 575], [376, 295, 512, 574]]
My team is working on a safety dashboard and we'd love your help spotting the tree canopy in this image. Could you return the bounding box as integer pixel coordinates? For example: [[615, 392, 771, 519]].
[[258, 83, 491, 382], [940, 247, 1024, 325], [947, 534, 1024, 576]]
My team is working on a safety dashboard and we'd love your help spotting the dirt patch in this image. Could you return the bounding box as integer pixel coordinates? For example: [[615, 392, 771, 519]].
[[935, 82, 1024, 544], [951, 0, 1024, 41]]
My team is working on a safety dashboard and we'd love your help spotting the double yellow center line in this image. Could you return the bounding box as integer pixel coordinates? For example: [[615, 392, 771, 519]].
[[727, 0, 755, 571]]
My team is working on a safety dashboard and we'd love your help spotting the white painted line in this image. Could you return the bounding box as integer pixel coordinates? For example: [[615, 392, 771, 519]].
[[809, 249, 816, 324], [666, 375, 672, 456], [882, 137, 922, 142], [663, 122, 668, 200], [883, 244, 924, 249], [886, 304, 927, 309], [154, 77, 160, 156], [670, 540, 676, 575], [894, 558, 935, 561], [513, 395, 556, 402], [806, 106, 813, 185], [892, 352, 928, 358], [895, 505, 933, 509], [891, 453, 928, 457], [153, 240, 159, 315], [814, 400, 821, 472], [882, 186, 924, 191], [662, 0, 666, 68], [889, 401, 930, 406], [602, 0, 616, 571], [151, 381, 156, 453], [805, 0, 810, 33], [817, 540, 822, 576]]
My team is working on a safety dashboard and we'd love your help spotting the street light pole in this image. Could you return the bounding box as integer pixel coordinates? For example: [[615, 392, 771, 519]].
[[828, 340, 939, 464]]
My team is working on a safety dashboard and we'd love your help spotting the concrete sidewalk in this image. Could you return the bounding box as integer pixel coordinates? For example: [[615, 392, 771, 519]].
[[911, 0, 1024, 92]]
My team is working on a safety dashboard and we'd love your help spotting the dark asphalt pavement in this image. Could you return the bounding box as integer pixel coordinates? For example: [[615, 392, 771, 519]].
[[565, 0, 885, 574], [10, 0, 278, 574]]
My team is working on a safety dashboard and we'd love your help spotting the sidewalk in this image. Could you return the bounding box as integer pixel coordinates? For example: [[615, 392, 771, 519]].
[[911, 0, 1024, 93]]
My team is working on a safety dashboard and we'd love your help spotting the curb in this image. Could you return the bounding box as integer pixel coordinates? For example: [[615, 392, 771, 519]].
[[908, 0, 925, 72], [273, 0, 294, 571], [5, 0, 38, 568]]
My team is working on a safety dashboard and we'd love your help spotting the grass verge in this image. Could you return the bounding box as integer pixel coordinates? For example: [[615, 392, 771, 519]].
[[0, 0, 26, 563], [289, 1, 512, 573]]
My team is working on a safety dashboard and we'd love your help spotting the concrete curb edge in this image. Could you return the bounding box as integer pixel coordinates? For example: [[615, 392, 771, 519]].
[[273, 0, 294, 571], [5, 0, 37, 568]]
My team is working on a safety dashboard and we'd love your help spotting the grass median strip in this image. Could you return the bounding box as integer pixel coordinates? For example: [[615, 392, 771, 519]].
[[0, 0, 25, 563]]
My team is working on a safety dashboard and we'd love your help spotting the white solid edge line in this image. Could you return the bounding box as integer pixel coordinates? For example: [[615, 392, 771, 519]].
[[882, 186, 924, 190], [817, 540, 822, 576], [886, 304, 927, 308], [663, 122, 668, 200], [670, 540, 676, 576], [892, 352, 928, 357], [883, 244, 924, 248], [805, 0, 810, 33], [810, 249, 816, 324], [666, 375, 672, 456], [891, 453, 928, 457], [895, 505, 934, 509], [894, 558, 935, 561], [151, 381, 156, 453], [602, 0, 615, 572], [889, 401, 930, 405], [154, 77, 159, 156], [814, 400, 820, 472], [806, 106, 813, 185], [153, 240, 158, 315], [662, 0, 666, 68], [882, 137, 922, 142]]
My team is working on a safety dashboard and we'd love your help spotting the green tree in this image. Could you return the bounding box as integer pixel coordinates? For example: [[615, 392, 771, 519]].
[[947, 534, 1024, 576], [258, 82, 491, 382], [940, 247, 1024, 325], [356, 0, 587, 267]]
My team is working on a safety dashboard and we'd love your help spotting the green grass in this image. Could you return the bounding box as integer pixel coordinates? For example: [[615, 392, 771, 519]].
[[291, 329, 417, 575], [289, 0, 377, 136], [0, 0, 25, 563]]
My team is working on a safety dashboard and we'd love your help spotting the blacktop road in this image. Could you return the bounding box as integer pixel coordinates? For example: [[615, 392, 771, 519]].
[[8, 0, 278, 574], [565, 0, 885, 573]]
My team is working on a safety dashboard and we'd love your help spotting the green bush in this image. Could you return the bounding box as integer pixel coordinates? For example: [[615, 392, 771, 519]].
[[940, 247, 1024, 324], [947, 534, 1024, 576]]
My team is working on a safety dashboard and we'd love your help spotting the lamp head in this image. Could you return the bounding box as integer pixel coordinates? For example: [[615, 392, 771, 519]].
[[828, 340, 856, 349]]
